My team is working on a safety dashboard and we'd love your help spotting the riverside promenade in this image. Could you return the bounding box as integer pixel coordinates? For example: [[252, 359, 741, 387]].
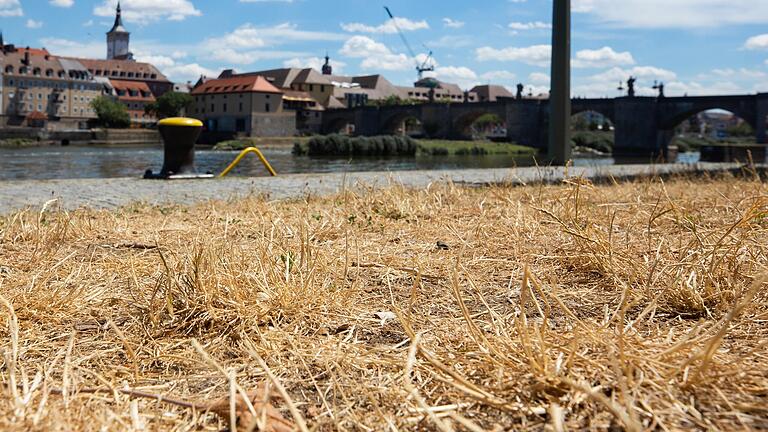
[[0, 163, 760, 215]]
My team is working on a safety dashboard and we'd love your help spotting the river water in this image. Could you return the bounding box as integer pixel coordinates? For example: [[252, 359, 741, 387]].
[[0, 145, 701, 181]]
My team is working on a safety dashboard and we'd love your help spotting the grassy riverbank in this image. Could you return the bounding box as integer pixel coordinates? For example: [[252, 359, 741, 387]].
[[1, 175, 766, 431], [0, 138, 51, 148]]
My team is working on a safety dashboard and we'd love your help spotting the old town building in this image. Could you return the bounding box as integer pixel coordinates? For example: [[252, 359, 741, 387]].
[[190, 74, 295, 137]]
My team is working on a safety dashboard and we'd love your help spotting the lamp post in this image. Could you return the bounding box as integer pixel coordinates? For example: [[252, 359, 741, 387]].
[[548, 0, 571, 165]]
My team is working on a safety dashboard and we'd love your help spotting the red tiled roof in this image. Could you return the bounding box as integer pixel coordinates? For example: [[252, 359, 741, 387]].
[[73, 58, 170, 83], [191, 75, 282, 95], [111, 79, 151, 91], [111, 79, 155, 102], [26, 111, 48, 120], [17, 47, 51, 56]]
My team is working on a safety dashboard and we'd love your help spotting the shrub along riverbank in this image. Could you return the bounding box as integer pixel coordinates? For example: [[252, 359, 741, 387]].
[[290, 135, 538, 157]]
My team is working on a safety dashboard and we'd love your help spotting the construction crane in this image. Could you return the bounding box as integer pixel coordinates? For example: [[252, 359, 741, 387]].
[[384, 6, 435, 81]]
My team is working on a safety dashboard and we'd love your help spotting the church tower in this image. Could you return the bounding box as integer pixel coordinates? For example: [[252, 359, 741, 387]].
[[106, 2, 131, 60]]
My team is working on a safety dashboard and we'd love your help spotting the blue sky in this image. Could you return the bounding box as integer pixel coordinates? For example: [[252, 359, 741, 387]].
[[1, 0, 767, 97]]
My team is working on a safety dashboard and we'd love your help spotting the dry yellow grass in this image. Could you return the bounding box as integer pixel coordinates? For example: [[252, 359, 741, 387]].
[[1, 174, 767, 431]]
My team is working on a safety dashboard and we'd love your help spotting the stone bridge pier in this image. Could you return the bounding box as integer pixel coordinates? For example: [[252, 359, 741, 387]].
[[758, 94, 768, 144]]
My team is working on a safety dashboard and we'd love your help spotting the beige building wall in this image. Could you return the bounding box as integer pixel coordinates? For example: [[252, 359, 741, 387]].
[[1, 75, 100, 121], [290, 83, 332, 106]]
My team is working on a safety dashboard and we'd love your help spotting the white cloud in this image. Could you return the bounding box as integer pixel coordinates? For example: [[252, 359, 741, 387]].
[[591, 66, 677, 83], [341, 17, 429, 34], [528, 72, 549, 84], [162, 63, 220, 82], [200, 23, 341, 65], [573, 0, 768, 28], [39, 37, 103, 58], [50, 0, 74, 7], [745, 34, 768, 50], [476, 44, 551, 67], [476, 44, 634, 69], [429, 35, 473, 49], [442, 18, 464, 29], [572, 47, 635, 68], [240, 0, 294, 2], [711, 68, 767, 80], [83, 19, 94, 26], [339, 36, 414, 71], [283, 56, 346, 73], [508, 21, 551, 30], [0, 0, 22, 16], [480, 70, 517, 82], [435, 66, 478, 89], [26, 19, 43, 29], [93, 0, 202, 24]]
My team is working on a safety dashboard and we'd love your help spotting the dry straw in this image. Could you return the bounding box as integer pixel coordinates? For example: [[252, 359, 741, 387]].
[[1, 172, 767, 431]]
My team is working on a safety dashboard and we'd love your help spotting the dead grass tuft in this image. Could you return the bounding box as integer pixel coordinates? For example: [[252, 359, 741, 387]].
[[1, 173, 767, 431]]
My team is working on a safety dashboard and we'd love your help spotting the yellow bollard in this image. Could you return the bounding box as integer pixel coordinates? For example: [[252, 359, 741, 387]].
[[219, 147, 277, 178]]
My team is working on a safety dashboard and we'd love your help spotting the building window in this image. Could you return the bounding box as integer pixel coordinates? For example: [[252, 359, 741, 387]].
[[211, 104, 214, 112], [265, 103, 270, 112], [223, 103, 227, 112], [38, 104, 43, 111], [266, 94, 270, 99], [9, 79, 14, 86], [239, 102, 243, 112], [320, 85, 325, 92]]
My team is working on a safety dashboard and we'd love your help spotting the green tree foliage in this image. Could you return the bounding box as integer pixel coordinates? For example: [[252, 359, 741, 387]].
[[727, 122, 754, 138], [572, 114, 589, 131], [144, 92, 194, 119], [90, 96, 131, 128], [473, 113, 502, 128]]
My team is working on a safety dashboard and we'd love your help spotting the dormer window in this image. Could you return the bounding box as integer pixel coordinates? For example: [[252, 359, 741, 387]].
[[45, 69, 53, 77], [58, 71, 65, 78], [150, 74, 156, 79], [120, 71, 126, 77], [33, 68, 41, 76], [5, 65, 13, 73]]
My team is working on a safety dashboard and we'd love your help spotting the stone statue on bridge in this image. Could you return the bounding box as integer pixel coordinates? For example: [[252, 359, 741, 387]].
[[627, 76, 636, 97], [516, 83, 524, 100]]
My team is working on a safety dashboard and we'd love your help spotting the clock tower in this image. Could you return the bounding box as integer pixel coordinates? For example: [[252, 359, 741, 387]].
[[106, 2, 131, 60]]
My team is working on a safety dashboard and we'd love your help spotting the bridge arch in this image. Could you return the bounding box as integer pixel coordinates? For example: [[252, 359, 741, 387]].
[[571, 105, 615, 124], [658, 99, 757, 131], [379, 106, 424, 136], [451, 108, 508, 140], [323, 114, 356, 135]]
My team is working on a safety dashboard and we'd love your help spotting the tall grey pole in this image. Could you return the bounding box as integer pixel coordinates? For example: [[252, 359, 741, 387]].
[[548, 0, 571, 164]]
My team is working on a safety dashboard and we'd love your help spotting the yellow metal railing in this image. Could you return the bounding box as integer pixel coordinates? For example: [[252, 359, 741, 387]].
[[219, 147, 277, 178]]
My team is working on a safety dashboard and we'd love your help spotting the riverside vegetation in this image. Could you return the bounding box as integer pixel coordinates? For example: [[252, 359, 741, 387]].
[[291, 135, 537, 157], [1, 174, 767, 430]]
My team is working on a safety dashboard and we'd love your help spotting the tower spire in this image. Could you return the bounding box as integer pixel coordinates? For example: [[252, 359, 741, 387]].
[[106, 0, 130, 59], [109, 1, 127, 34]]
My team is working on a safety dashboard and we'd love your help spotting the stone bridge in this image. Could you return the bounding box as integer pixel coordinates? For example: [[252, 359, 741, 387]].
[[321, 94, 768, 156]]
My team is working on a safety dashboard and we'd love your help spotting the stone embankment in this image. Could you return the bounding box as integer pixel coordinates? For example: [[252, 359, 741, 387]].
[[0, 128, 160, 147]]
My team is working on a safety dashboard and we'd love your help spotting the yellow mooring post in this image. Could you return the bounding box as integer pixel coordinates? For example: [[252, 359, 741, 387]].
[[219, 147, 278, 177]]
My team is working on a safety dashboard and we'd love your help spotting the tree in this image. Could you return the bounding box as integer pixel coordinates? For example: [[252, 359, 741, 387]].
[[144, 92, 194, 119], [726, 121, 754, 138], [91, 96, 131, 128]]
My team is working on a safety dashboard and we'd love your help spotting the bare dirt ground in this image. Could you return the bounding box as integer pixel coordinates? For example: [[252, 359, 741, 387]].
[[1, 173, 767, 431]]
